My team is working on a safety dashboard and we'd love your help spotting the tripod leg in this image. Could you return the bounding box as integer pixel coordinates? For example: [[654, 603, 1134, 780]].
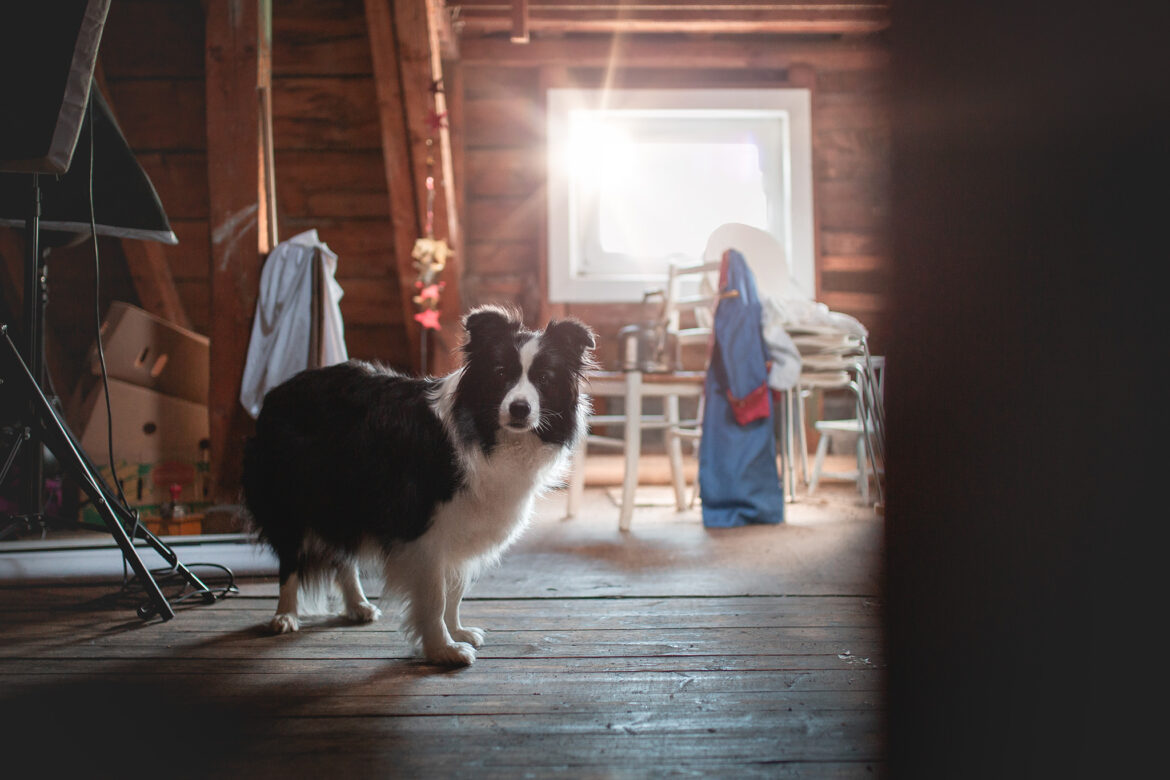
[[1, 326, 174, 620], [65, 425, 216, 600]]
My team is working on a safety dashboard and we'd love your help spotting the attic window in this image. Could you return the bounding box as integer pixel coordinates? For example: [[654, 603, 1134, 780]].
[[547, 88, 815, 302]]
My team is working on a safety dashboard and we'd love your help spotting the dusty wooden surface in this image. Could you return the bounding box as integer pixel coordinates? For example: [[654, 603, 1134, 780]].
[[0, 473, 884, 777]]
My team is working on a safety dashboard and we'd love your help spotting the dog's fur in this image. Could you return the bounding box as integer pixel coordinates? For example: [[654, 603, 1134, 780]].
[[242, 307, 595, 666]]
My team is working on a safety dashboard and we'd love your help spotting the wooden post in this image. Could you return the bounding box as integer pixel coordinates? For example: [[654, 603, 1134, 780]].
[[256, 0, 278, 254], [204, 0, 270, 502], [364, 0, 424, 373], [511, 0, 530, 43]]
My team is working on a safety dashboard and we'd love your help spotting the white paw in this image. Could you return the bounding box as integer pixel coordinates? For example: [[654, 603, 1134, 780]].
[[451, 626, 485, 647], [270, 613, 299, 634], [426, 641, 477, 667], [345, 601, 383, 623]]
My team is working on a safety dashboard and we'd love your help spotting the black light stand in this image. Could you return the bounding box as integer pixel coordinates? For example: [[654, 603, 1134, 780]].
[[0, 0, 220, 618], [0, 174, 220, 622]]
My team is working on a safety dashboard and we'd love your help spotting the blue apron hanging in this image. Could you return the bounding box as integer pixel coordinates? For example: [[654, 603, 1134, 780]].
[[698, 249, 785, 528]]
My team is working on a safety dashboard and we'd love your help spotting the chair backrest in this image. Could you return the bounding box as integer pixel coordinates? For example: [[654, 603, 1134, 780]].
[[701, 222, 808, 302], [662, 259, 724, 335], [634, 259, 725, 372]]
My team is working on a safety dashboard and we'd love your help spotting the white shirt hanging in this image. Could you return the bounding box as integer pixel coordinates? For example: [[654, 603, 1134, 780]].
[[240, 229, 348, 418]]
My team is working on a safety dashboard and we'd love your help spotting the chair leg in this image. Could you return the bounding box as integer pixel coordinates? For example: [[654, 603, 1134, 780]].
[[619, 371, 643, 532], [784, 390, 797, 502], [862, 343, 887, 457], [664, 395, 688, 511], [856, 431, 869, 502], [808, 429, 831, 497], [849, 381, 884, 507], [566, 437, 587, 518], [796, 388, 810, 486]]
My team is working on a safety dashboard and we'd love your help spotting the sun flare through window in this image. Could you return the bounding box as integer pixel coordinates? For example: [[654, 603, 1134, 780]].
[[548, 89, 814, 302]]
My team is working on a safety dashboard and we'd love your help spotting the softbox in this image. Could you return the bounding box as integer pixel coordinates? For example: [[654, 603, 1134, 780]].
[[0, 87, 178, 244], [0, 0, 110, 175]]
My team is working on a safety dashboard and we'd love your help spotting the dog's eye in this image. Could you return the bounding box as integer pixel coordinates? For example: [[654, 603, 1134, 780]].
[[493, 364, 506, 377], [533, 369, 552, 386]]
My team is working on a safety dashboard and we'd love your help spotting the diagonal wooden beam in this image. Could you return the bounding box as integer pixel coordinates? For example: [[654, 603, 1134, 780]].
[[93, 64, 192, 329], [394, 0, 463, 373], [364, 0, 424, 373], [118, 240, 193, 329], [204, 0, 270, 502]]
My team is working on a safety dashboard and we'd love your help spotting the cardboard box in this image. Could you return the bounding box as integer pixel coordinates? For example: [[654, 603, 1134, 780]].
[[69, 302, 215, 530], [88, 302, 209, 405], [70, 377, 211, 528]]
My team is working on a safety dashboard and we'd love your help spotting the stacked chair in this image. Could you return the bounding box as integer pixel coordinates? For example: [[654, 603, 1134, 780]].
[[783, 324, 886, 508], [807, 356, 885, 502]]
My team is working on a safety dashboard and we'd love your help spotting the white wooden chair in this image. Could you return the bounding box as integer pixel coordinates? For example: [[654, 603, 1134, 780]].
[[807, 355, 885, 501], [786, 333, 886, 507], [565, 260, 726, 531]]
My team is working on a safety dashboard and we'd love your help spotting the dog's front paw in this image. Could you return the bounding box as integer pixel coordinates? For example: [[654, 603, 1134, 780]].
[[270, 613, 300, 634], [451, 626, 485, 647], [345, 601, 382, 623], [425, 641, 477, 667]]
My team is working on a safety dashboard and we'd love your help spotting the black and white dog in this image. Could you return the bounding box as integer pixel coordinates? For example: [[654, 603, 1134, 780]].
[[242, 306, 595, 666]]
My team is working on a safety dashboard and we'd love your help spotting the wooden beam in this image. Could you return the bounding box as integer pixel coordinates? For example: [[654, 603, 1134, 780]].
[[459, 36, 890, 70], [364, 0, 424, 373], [93, 64, 192, 329], [394, 0, 464, 374], [257, 1, 278, 254], [455, 0, 890, 35], [204, 0, 269, 503], [511, 0, 530, 43], [119, 242, 194, 330]]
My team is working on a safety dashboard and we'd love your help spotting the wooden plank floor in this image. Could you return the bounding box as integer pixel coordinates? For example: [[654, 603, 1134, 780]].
[[0, 461, 885, 778]]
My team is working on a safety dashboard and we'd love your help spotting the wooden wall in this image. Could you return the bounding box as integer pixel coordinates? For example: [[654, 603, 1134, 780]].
[[102, 0, 210, 334], [2, 3, 892, 468], [457, 34, 892, 366], [271, 0, 412, 370], [2, 0, 417, 377]]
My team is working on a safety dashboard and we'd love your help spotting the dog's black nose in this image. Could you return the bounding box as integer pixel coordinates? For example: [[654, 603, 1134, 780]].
[[509, 400, 531, 420]]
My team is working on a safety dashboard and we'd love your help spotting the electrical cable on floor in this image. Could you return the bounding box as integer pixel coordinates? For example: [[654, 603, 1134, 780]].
[[81, 88, 235, 607], [121, 560, 239, 604]]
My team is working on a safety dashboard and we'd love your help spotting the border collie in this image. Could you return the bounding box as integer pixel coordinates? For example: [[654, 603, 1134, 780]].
[[242, 306, 595, 666]]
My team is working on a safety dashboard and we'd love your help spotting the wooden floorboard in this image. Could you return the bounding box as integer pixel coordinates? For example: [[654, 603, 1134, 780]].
[[0, 482, 885, 777]]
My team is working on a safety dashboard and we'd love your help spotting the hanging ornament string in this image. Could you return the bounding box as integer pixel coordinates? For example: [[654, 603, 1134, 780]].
[[411, 78, 451, 374]]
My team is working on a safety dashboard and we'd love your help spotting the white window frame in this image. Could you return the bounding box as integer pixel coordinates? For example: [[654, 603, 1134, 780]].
[[547, 88, 815, 302]]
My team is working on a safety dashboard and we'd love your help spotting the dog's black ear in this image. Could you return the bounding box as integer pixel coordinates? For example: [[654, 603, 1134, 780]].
[[462, 306, 520, 350], [544, 318, 596, 358]]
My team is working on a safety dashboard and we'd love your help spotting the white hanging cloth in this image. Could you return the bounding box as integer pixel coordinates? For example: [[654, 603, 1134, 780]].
[[240, 229, 348, 418]]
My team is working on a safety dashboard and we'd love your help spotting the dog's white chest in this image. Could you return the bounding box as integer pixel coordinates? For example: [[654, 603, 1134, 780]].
[[429, 436, 562, 561]]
